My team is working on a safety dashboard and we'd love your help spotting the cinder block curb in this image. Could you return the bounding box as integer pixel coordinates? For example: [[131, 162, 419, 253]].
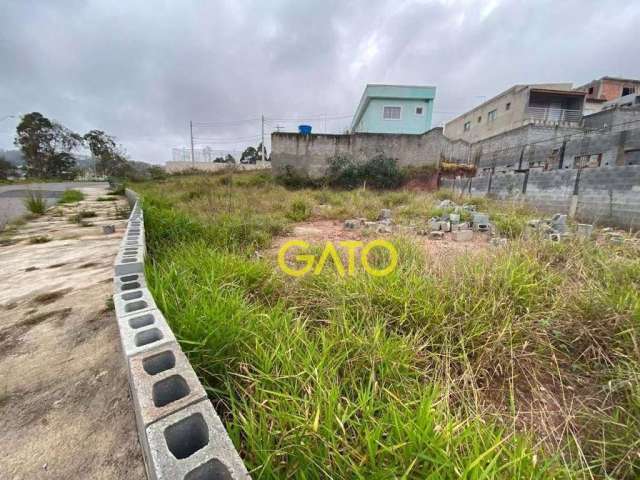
[[146, 399, 250, 480], [113, 287, 158, 319], [114, 189, 251, 479]]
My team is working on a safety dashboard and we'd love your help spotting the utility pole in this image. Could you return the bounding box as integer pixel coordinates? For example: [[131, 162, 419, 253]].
[[261, 114, 267, 163], [189, 120, 195, 164]]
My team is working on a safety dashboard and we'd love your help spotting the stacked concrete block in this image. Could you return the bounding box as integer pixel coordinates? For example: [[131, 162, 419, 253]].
[[115, 189, 251, 480], [114, 272, 147, 294]]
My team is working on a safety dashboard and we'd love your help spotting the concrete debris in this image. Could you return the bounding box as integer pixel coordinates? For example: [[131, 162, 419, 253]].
[[462, 204, 477, 212], [607, 234, 624, 244], [379, 209, 392, 220], [449, 213, 460, 224], [490, 237, 507, 247], [551, 214, 568, 234], [453, 229, 473, 242], [438, 199, 457, 209], [429, 231, 444, 240], [379, 218, 393, 226], [452, 222, 470, 231], [472, 212, 490, 232], [576, 224, 594, 240], [376, 225, 392, 234], [102, 225, 115, 234]]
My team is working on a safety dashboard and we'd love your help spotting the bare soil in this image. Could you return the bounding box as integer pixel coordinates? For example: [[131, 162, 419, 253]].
[[268, 219, 491, 264], [0, 187, 145, 480]]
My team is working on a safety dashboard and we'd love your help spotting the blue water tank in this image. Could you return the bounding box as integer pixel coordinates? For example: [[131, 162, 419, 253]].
[[298, 124, 312, 135]]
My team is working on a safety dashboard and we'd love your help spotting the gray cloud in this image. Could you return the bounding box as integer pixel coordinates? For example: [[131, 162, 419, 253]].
[[1, 0, 639, 163]]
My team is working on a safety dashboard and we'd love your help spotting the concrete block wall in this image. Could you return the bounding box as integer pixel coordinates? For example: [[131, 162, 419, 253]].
[[456, 165, 640, 228], [271, 128, 448, 179], [115, 189, 250, 480], [575, 165, 640, 227]]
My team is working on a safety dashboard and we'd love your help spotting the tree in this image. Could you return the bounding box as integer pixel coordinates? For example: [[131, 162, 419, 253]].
[[0, 156, 16, 179], [225, 154, 236, 164], [213, 156, 225, 163], [14, 112, 81, 178], [240, 146, 258, 164], [83, 130, 129, 177]]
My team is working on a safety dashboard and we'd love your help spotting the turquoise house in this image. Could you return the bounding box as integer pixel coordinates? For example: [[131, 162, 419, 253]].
[[350, 84, 436, 134]]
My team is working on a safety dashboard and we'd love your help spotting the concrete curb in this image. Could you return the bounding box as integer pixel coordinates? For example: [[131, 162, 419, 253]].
[[114, 188, 251, 480]]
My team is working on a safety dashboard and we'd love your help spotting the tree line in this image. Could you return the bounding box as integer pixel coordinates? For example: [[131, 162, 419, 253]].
[[4, 112, 133, 179]]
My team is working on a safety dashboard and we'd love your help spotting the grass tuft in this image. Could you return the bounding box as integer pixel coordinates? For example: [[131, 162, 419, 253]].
[[58, 189, 85, 204], [23, 191, 47, 215]]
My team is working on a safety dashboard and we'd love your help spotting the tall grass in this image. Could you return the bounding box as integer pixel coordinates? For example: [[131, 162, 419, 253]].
[[58, 189, 85, 204], [137, 172, 640, 479], [23, 190, 47, 215]]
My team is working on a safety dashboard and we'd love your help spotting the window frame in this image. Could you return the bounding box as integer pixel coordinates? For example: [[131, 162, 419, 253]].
[[463, 121, 471, 131], [414, 105, 424, 116], [382, 105, 402, 121], [488, 109, 497, 122]]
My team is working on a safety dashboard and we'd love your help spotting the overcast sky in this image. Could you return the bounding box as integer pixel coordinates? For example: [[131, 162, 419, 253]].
[[1, 0, 639, 164]]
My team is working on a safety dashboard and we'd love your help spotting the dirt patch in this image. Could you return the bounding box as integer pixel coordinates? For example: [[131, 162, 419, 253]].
[[268, 219, 491, 265], [33, 288, 73, 305], [0, 186, 144, 480]]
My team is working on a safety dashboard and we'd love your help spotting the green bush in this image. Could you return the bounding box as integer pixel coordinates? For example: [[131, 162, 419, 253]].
[[58, 189, 85, 204], [286, 199, 312, 222], [326, 154, 405, 189], [23, 191, 47, 215]]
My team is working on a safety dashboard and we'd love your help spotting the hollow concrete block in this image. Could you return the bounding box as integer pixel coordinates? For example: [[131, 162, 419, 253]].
[[145, 399, 250, 480], [113, 287, 157, 319], [113, 272, 148, 294], [114, 243, 146, 276], [128, 343, 207, 430], [117, 308, 176, 358]]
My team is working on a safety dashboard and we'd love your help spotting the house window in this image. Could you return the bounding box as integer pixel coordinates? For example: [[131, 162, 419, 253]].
[[505, 102, 511, 111], [622, 87, 635, 96], [383, 106, 402, 120], [415, 106, 424, 115], [588, 87, 594, 94], [624, 149, 640, 165], [463, 121, 471, 131], [477, 115, 482, 123], [488, 109, 497, 121]]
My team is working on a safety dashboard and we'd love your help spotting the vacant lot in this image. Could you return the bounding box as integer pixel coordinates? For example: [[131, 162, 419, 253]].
[[135, 172, 640, 479]]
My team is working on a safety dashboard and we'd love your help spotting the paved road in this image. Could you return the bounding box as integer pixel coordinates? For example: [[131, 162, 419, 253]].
[[0, 182, 108, 228]]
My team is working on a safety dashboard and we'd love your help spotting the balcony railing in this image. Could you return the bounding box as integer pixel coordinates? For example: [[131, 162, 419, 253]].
[[526, 106, 582, 124]]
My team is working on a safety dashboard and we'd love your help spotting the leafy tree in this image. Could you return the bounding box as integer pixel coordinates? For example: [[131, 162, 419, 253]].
[[14, 112, 81, 178], [83, 130, 128, 177], [0, 156, 16, 179], [213, 156, 225, 163], [225, 154, 236, 164], [240, 146, 258, 164]]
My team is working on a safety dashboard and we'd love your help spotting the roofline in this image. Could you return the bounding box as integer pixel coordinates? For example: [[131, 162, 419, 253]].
[[364, 83, 437, 89], [350, 83, 436, 131], [601, 76, 640, 83], [529, 88, 585, 97], [444, 84, 526, 125], [445, 83, 579, 125]]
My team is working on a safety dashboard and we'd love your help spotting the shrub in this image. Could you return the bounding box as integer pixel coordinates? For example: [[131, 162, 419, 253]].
[[326, 154, 361, 189], [286, 199, 312, 222], [361, 154, 405, 189], [23, 191, 47, 215], [58, 189, 85, 204], [277, 166, 321, 189], [326, 154, 405, 189]]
